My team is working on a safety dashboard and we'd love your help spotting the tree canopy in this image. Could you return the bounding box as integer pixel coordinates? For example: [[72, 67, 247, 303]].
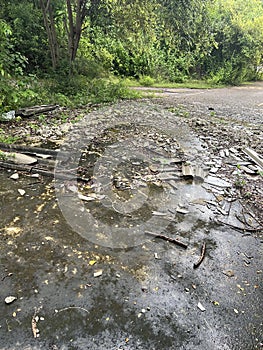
[[0, 0, 262, 110]]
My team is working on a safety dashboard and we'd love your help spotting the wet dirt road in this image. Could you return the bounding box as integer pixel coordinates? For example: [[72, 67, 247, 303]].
[[136, 81, 263, 124], [0, 94, 262, 350]]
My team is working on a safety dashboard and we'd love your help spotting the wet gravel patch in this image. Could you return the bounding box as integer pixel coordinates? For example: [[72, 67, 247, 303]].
[[0, 85, 262, 350]]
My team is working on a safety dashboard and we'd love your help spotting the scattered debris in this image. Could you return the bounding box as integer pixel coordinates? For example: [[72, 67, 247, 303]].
[[4, 296, 17, 304], [154, 252, 160, 259], [10, 173, 19, 180], [243, 148, 263, 170], [145, 231, 188, 249], [182, 164, 194, 177], [16, 104, 59, 118], [193, 242, 206, 269], [78, 193, 96, 201], [1, 272, 13, 281], [89, 260, 97, 266], [18, 189, 26, 196], [0, 110, 16, 121], [31, 312, 39, 338], [197, 302, 206, 312], [217, 219, 262, 233], [176, 207, 189, 215], [94, 269, 103, 277], [56, 306, 89, 314], [6, 152, 37, 165], [223, 270, 235, 277], [205, 176, 231, 188]]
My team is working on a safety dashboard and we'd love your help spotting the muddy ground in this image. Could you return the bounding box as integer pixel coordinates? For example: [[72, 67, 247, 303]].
[[0, 83, 262, 350]]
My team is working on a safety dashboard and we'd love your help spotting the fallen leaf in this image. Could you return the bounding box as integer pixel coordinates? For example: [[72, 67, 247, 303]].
[[89, 260, 97, 266]]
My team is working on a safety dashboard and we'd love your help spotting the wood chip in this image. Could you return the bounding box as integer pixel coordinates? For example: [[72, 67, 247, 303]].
[[197, 302, 206, 312], [94, 269, 103, 277]]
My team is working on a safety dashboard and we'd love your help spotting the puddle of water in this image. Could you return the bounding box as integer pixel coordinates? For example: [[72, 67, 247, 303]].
[[0, 102, 262, 350]]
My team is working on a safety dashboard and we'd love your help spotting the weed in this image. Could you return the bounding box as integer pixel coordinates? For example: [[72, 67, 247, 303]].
[[234, 171, 246, 188], [0, 150, 8, 160], [0, 129, 19, 144], [29, 122, 39, 131], [168, 106, 189, 117], [139, 75, 155, 87], [37, 114, 47, 123]]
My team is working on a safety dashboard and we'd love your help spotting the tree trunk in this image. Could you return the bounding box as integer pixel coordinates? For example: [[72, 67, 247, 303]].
[[39, 0, 59, 69], [66, 0, 88, 65]]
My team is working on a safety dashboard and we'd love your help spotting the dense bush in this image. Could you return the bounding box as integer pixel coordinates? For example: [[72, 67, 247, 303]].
[[0, 0, 262, 112]]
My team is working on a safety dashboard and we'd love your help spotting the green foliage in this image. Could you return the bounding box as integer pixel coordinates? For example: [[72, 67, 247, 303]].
[[0, 0, 262, 112], [139, 75, 155, 87], [0, 150, 8, 160], [0, 128, 19, 144], [206, 0, 263, 84]]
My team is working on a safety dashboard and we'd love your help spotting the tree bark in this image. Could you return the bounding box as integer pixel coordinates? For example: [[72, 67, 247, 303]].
[[66, 0, 88, 65], [39, 0, 60, 69]]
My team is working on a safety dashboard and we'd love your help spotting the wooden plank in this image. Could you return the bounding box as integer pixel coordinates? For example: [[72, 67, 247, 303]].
[[0, 143, 59, 157]]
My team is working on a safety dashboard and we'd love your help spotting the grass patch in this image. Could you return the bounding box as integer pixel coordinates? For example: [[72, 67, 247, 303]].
[[123, 77, 226, 89], [153, 80, 225, 89]]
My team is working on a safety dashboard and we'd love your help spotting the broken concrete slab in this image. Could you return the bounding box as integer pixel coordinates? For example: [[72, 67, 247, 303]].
[[243, 147, 263, 170], [204, 175, 232, 188]]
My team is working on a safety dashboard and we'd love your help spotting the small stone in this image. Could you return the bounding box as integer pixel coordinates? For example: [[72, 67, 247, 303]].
[[10, 173, 19, 180], [219, 150, 225, 157], [5, 296, 17, 304], [18, 189, 26, 196], [176, 207, 189, 215]]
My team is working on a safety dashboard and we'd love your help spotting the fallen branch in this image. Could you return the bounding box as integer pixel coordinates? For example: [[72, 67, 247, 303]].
[[56, 306, 89, 314], [0, 143, 59, 157], [0, 161, 90, 182], [193, 242, 206, 269], [16, 104, 59, 118], [217, 219, 263, 233], [145, 231, 187, 249], [242, 147, 263, 170]]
